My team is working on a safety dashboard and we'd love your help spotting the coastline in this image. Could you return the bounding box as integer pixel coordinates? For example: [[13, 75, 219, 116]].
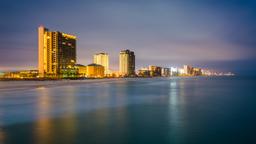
[[0, 75, 223, 81], [0, 76, 237, 93], [0, 78, 128, 92]]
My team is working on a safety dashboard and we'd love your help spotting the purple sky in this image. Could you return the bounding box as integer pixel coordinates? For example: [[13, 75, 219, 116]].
[[0, 0, 256, 75]]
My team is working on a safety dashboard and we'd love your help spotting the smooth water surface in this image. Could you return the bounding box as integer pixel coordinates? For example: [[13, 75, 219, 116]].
[[0, 77, 256, 144]]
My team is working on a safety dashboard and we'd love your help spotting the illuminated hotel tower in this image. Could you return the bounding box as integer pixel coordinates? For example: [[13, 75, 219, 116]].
[[38, 26, 76, 77], [93, 53, 109, 75], [119, 49, 135, 76]]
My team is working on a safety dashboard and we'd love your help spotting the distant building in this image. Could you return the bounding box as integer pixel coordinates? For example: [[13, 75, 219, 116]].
[[75, 64, 87, 77], [109, 71, 121, 78], [119, 49, 135, 76], [183, 65, 203, 76], [183, 65, 193, 76], [170, 67, 179, 76], [161, 68, 170, 77], [149, 65, 162, 77], [178, 68, 185, 75], [86, 63, 104, 78], [0, 72, 4, 78], [3, 70, 38, 79], [202, 69, 212, 76], [93, 53, 109, 75], [38, 26, 76, 77], [138, 67, 150, 77], [193, 68, 202, 76]]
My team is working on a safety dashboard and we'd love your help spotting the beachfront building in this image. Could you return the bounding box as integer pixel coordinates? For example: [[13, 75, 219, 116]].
[[192, 68, 202, 76], [86, 63, 104, 78], [161, 68, 171, 77], [183, 65, 203, 76], [138, 67, 150, 77], [93, 53, 109, 75], [183, 65, 193, 76], [38, 26, 77, 78], [119, 49, 135, 76], [3, 70, 38, 79], [0, 72, 4, 78], [148, 65, 162, 77], [170, 67, 179, 76], [75, 64, 87, 77]]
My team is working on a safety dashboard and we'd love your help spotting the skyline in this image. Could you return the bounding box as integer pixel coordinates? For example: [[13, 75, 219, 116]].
[[1, 0, 256, 75]]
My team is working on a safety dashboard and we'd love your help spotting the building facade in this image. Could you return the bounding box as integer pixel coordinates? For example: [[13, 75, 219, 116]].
[[3, 70, 38, 79], [86, 63, 105, 78], [148, 65, 162, 77], [93, 53, 109, 75], [38, 26, 76, 77], [192, 68, 202, 76], [75, 64, 87, 77], [119, 50, 135, 76], [138, 67, 150, 77], [183, 65, 203, 76], [183, 65, 193, 76], [161, 68, 170, 77], [170, 67, 179, 76]]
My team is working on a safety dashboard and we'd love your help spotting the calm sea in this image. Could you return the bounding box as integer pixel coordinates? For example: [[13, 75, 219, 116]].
[[0, 77, 256, 144]]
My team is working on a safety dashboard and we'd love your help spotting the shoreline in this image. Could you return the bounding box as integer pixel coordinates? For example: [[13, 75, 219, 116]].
[[0, 78, 126, 92], [0, 75, 230, 82], [0, 76, 237, 93], [0, 77, 173, 92]]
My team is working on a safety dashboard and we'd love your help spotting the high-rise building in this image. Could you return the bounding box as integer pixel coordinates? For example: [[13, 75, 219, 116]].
[[38, 26, 76, 77], [93, 53, 109, 75], [119, 49, 135, 76]]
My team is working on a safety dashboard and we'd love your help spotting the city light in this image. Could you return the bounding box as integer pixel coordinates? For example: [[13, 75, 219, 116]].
[[0, 26, 235, 80]]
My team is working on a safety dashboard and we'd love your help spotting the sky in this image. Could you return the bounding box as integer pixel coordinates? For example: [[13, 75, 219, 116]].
[[0, 0, 256, 75]]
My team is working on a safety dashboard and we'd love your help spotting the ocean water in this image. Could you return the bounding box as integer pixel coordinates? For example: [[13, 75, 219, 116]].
[[0, 77, 255, 144]]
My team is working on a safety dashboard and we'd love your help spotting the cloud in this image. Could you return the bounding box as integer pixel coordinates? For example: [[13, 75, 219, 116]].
[[0, 0, 256, 75]]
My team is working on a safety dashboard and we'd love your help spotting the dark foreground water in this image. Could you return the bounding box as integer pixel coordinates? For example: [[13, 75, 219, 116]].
[[0, 77, 256, 144]]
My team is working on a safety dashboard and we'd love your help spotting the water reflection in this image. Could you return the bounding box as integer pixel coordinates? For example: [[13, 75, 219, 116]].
[[0, 129, 4, 144], [31, 82, 130, 143], [34, 87, 53, 144], [57, 86, 77, 143], [0, 96, 4, 144], [168, 78, 186, 142], [0, 128, 5, 143], [34, 85, 80, 144], [92, 81, 128, 140], [0, 78, 255, 144]]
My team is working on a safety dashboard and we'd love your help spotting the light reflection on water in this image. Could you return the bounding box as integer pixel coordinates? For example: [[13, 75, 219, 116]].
[[0, 95, 4, 143], [0, 77, 256, 144], [0, 130, 4, 144], [34, 87, 52, 144], [168, 79, 187, 143], [32, 82, 130, 144]]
